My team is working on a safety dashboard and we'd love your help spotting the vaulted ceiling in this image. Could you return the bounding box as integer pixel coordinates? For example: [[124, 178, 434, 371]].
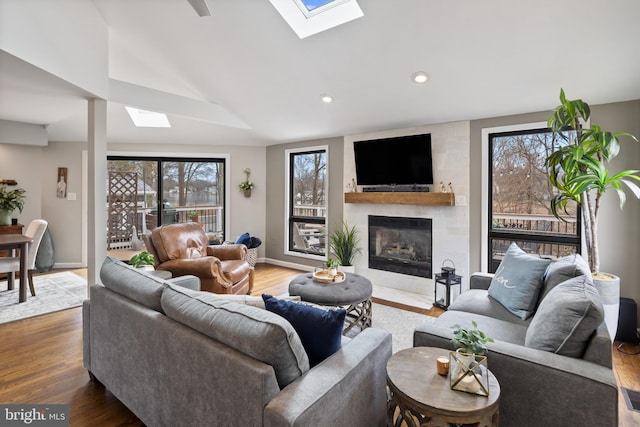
[[2, 0, 640, 146]]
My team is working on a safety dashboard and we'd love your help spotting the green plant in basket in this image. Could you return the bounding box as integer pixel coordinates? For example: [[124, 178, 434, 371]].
[[129, 251, 155, 268], [451, 321, 494, 356]]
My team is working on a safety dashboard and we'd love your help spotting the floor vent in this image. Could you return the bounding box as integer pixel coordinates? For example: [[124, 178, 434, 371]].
[[622, 388, 640, 412]]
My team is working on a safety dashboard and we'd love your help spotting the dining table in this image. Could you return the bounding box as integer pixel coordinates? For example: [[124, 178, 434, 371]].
[[0, 234, 32, 303]]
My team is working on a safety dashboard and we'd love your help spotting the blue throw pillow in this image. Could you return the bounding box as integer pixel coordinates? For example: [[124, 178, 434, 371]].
[[262, 294, 346, 366], [236, 232, 251, 246], [488, 243, 550, 320]]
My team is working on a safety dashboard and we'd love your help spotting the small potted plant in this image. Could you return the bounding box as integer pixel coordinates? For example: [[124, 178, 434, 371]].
[[238, 180, 254, 197], [0, 185, 26, 225], [129, 251, 155, 270], [449, 321, 494, 396], [325, 258, 340, 276], [187, 211, 199, 222], [238, 168, 254, 197], [451, 320, 494, 356]]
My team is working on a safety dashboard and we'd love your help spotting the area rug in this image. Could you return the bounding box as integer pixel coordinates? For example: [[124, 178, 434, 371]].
[[353, 302, 436, 352], [0, 271, 87, 324]]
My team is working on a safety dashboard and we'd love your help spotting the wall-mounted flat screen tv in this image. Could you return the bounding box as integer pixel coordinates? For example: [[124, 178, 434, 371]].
[[353, 133, 433, 186]]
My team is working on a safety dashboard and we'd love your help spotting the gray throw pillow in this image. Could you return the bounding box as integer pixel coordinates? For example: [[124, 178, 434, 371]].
[[540, 254, 590, 303], [525, 275, 604, 358], [488, 243, 550, 320]]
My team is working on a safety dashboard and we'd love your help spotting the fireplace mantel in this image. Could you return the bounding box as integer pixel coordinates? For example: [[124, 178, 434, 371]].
[[344, 192, 455, 206]]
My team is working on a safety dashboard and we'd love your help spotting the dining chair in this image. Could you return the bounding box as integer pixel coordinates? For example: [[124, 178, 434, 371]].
[[0, 219, 48, 296]]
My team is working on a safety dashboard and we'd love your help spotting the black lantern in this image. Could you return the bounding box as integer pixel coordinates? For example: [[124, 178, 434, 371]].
[[440, 259, 456, 277]]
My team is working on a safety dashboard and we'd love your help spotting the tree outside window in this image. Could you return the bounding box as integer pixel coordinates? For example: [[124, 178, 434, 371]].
[[488, 129, 580, 271], [287, 148, 327, 257]]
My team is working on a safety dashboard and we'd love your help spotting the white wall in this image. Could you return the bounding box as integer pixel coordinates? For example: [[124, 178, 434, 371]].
[[0, 0, 109, 97], [0, 143, 43, 225], [343, 122, 470, 298], [41, 141, 87, 267], [0, 140, 89, 268], [0, 120, 48, 146]]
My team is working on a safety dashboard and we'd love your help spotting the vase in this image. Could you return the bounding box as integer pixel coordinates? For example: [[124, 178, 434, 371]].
[[0, 209, 13, 226], [243, 189, 251, 198], [593, 273, 620, 342], [340, 265, 355, 274], [449, 350, 490, 396]]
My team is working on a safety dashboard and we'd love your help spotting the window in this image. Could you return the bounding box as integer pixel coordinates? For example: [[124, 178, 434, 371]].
[[269, 0, 363, 38], [486, 127, 580, 272], [107, 157, 225, 249], [286, 147, 328, 258]]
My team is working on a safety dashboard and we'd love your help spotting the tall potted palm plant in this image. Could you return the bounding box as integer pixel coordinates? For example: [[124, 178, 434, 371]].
[[329, 221, 362, 273], [546, 89, 640, 338]]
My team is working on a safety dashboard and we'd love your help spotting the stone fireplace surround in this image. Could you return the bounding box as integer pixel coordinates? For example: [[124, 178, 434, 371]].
[[343, 122, 470, 302]]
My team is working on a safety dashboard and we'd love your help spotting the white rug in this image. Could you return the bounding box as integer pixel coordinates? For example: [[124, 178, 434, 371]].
[[0, 271, 87, 324], [352, 302, 436, 352]]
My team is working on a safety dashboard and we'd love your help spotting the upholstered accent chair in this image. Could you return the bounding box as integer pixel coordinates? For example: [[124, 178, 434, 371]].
[[144, 222, 254, 295], [0, 219, 48, 296]]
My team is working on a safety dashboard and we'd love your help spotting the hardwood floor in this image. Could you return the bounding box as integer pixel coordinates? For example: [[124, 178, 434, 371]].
[[1, 264, 638, 426], [613, 341, 640, 427]]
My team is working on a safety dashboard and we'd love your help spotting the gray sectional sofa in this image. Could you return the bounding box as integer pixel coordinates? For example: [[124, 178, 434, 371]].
[[83, 257, 392, 427], [414, 252, 618, 427]]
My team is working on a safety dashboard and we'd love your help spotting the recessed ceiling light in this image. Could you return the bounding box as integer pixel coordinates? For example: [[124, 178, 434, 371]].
[[125, 107, 171, 128], [411, 71, 429, 84], [321, 94, 333, 103]]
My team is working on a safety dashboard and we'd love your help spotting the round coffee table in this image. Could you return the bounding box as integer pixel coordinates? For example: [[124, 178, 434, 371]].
[[386, 347, 500, 427], [288, 272, 373, 335]]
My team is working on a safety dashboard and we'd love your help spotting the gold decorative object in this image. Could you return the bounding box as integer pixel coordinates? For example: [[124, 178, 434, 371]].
[[449, 351, 490, 396]]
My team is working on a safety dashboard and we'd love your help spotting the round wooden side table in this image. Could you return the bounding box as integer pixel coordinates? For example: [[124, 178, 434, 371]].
[[386, 346, 500, 427]]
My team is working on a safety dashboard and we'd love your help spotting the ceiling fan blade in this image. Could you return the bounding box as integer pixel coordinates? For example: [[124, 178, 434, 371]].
[[187, 0, 211, 17]]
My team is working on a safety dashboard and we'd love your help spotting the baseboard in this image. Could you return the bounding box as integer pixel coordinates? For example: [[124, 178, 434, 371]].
[[53, 262, 85, 269], [263, 258, 314, 272]]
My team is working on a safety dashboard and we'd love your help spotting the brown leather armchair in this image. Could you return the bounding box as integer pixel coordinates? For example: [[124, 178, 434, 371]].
[[143, 222, 254, 295]]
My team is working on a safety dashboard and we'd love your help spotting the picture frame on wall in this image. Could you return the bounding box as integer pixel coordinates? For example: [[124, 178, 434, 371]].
[[57, 167, 67, 199]]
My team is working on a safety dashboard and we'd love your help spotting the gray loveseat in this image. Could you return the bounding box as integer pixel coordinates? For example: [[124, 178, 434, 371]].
[[83, 257, 392, 426], [414, 254, 617, 427]]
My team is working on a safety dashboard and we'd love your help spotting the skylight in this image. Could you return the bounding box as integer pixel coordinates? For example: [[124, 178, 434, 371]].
[[294, 0, 351, 17], [269, 0, 363, 39], [125, 107, 171, 128]]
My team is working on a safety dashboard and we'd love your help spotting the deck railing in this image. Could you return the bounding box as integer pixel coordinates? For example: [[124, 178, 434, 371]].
[[492, 213, 577, 235], [108, 205, 224, 249]]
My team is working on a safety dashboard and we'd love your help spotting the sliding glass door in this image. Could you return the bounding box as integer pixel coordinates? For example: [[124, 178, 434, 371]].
[[107, 156, 225, 249]]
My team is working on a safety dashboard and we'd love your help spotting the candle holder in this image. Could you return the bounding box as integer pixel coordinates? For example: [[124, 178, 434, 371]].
[[436, 356, 449, 376], [449, 351, 490, 396]]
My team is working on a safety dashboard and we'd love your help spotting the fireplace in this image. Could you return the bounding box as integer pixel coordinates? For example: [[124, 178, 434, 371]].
[[368, 215, 432, 278]]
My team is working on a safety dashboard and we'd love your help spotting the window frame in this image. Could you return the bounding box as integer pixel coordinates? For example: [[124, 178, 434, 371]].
[[481, 123, 582, 272], [284, 145, 329, 260]]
